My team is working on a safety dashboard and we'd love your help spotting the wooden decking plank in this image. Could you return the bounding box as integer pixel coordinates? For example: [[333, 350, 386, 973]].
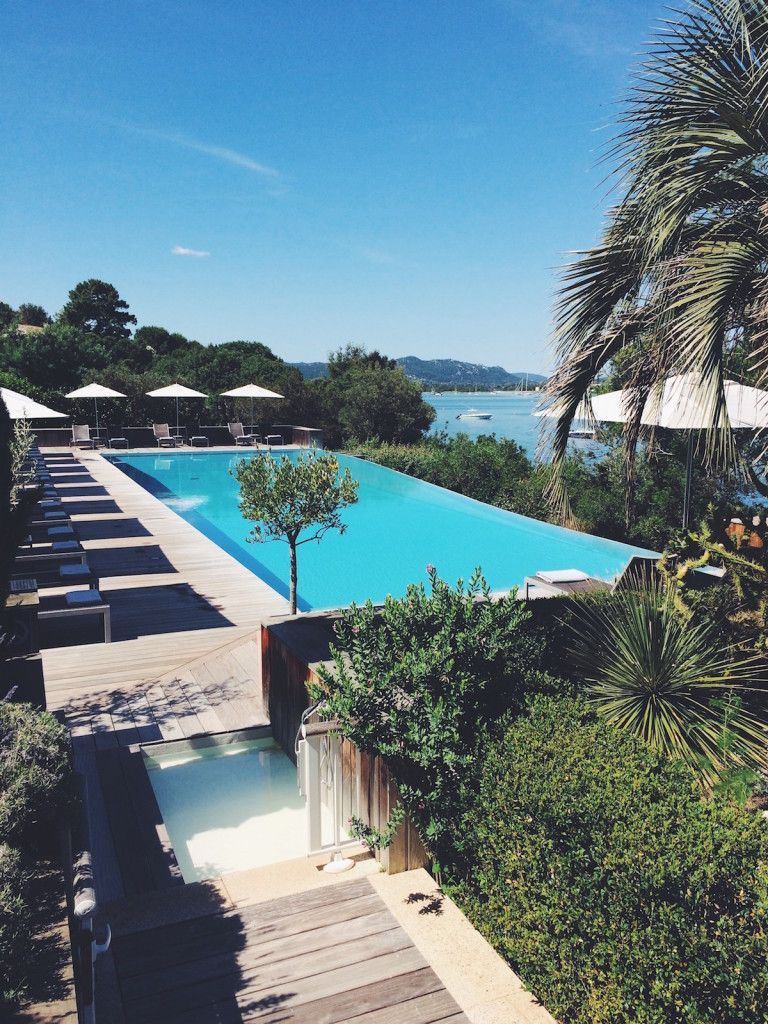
[[113, 880, 376, 958], [119, 910, 401, 1000], [123, 941, 423, 1023], [115, 893, 388, 979], [142, 684, 186, 742], [71, 732, 125, 903], [236, 947, 430, 1022], [283, 977, 461, 1024], [157, 677, 206, 737]]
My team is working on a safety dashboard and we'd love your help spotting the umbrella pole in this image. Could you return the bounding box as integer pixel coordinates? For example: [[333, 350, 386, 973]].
[[682, 433, 695, 530], [251, 396, 254, 432], [176, 396, 180, 435], [94, 397, 99, 434]]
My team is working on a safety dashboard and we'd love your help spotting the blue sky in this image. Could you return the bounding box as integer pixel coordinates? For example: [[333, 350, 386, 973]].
[[1, 0, 664, 373]]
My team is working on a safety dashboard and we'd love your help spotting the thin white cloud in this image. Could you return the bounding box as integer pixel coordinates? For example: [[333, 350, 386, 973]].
[[154, 130, 280, 178], [90, 115, 281, 179], [172, 245, 210, 258]]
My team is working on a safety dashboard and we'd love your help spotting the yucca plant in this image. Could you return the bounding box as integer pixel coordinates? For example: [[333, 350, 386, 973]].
[[564, 583, 768, 786], [545, 0, 768, 519]]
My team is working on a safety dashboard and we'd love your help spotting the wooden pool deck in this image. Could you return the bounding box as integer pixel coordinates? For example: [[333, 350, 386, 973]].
[[40, 447, 290, 713], [109, 876, 469, 1024]]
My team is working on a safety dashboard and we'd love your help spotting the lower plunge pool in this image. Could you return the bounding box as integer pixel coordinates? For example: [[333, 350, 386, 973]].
[[143, 734, 306, 882]]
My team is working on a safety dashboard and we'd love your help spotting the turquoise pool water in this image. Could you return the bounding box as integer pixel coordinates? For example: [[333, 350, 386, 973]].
[[107, 451, 655, 610]]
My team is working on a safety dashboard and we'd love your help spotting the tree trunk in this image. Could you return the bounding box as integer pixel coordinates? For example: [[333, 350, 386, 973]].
[[289, 538, 298, 615]]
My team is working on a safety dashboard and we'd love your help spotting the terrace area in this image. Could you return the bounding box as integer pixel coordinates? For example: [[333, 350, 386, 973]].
[[16, 444, 553, 1024]]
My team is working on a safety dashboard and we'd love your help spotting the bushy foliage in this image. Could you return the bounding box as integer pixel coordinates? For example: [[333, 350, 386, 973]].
[[349, 432, 531, 506], [564, 583, 768, 785], [450, 696, 768, 1024], [312, 568, 552, 858], [0, 702, 72, 846], [314, 346, 435, 447], [0, 844, 31, 1008]]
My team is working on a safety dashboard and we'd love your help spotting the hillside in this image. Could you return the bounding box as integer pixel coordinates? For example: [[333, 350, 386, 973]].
[[291, 356, 545, 389]]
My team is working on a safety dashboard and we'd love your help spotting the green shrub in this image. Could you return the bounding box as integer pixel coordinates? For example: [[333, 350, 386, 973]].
[[313, 568, 548, 858], [0, 702, 71, 847], [0, 843, 31, 1008], [450, 696, 768, 1024]]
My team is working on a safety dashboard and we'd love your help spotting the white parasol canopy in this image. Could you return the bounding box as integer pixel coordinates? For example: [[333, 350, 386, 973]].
[[1, 386, 67, 419], [146, 383, 208, 434], [220, 383, 283, 427], [536, 374, 768, 526], [65, 382, 126, 434]]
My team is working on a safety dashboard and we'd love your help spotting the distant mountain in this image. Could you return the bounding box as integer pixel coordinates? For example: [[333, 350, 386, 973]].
[[291, 356, 545, 389], [291, 361, 330, 379], [397, 357, 545, 390]]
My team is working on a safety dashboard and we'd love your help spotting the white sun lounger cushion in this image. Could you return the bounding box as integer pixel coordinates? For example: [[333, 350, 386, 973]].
[[59, 564, 91, 579], [48, 526, 75, 537], [65, 590, 103, 607], [537, 569, 590, 584], [51, 540, 80, 552]]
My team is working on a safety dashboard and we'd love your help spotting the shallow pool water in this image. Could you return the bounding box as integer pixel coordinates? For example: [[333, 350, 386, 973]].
[[144, 737, 306, 881], [108, 450, 655, 610]]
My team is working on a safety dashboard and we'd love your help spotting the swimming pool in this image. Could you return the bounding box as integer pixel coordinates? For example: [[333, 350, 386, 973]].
[[143, 734, 306, 881], [107, 450, 655, 610]]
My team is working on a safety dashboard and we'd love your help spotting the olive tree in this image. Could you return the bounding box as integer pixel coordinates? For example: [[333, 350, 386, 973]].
[[232, 450, 358, 614]]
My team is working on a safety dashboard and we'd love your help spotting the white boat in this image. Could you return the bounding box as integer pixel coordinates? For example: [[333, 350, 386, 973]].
[[456, 409, 492, 420], [568, 426, 596, 439]]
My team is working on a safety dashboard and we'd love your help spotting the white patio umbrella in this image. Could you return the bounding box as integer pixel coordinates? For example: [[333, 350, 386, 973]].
[[220, 383, 284, 428], [65, 382, 126, 434], [146, 383, 208, 434], [1, 386, 67, 419], [537, 374, 768, 526]]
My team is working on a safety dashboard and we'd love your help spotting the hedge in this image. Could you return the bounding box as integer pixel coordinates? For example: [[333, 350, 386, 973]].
[[0, 702, 71, 846], [449, 696, 768, 1024]]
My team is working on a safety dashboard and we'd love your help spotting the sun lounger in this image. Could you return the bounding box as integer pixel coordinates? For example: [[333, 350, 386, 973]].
[[228, 422, 261, 446], [72, 424, 96, 450], [12, 562, 99, 590], [523, 555, 664, 600], [15, 540, 87, 568], [38, 589, 111, 643], [153, 423, 181, 448]]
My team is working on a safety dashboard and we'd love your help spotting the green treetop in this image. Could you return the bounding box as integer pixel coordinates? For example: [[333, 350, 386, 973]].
[[232, 450, 359, 614], [59, 279, 137, 339]]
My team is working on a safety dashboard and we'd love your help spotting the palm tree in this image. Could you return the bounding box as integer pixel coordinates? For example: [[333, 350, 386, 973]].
[[564, 583, 768, 786], [545, 1, 768, 519]]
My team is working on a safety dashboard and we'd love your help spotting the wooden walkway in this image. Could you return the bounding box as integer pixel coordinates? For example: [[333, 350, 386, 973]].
[[41, 448, 289, 707], [34, 448, 290, 904], [109, 877, 468, 1024]]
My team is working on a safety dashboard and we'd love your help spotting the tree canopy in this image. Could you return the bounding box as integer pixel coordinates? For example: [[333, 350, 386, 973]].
[[59, 278, 137, 338], [233, 450, 359, 613]]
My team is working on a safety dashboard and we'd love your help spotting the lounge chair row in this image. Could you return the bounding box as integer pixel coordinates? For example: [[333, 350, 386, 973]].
[[12, 449, 111, 643], [69, 422, 285, 449]]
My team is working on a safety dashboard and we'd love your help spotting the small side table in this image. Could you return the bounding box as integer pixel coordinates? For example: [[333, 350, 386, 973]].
[[109, 437, 129, 449], [265, 434, 283, 446], [190, 436, 210, 447]]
